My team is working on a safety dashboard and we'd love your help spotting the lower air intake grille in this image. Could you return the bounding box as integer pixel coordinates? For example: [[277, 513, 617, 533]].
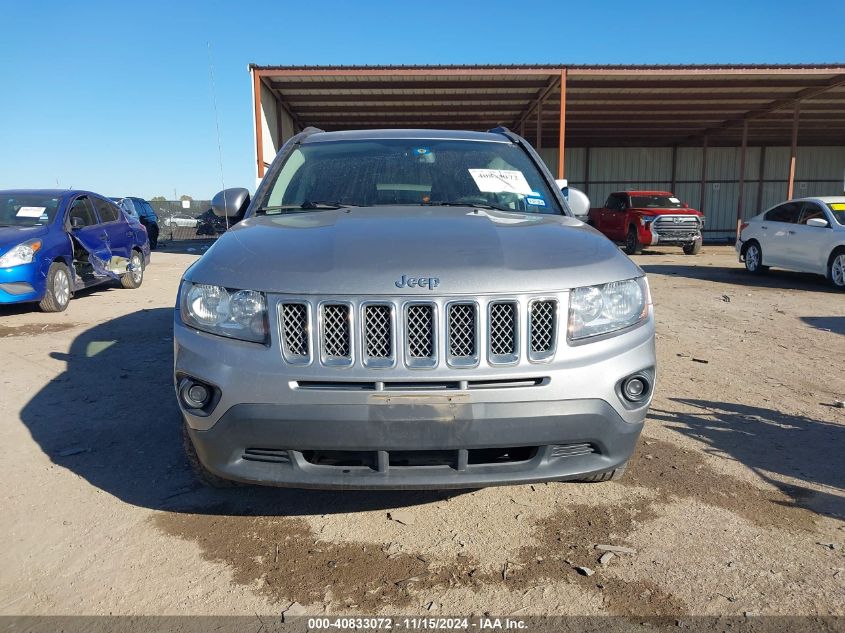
[[242, 448, 291, 464], [550, 443, 596, 458], [322, 304, 351, 360]]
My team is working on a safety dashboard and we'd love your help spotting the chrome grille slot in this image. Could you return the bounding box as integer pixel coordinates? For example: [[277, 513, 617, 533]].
[[280, 302, 310, 363], [321, 303, 352, 364], [489, 301, 518, 363], [447, 302, 478, 366], [405, 303, 436, 367], [529, 299, 556, 361], [363, 304, 393, 366]]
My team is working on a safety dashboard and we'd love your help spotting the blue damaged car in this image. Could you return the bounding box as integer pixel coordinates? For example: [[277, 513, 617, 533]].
[[0, 189, 150, 312]]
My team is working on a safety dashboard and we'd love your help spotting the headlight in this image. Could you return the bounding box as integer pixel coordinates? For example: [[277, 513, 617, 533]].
[[640, 216, 656, 226], [569, 277, 650, 341], [179, 281, 268, 343], [0, 239, 41, 268]]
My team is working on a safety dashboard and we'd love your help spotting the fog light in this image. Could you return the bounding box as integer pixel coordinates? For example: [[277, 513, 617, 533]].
[[180, 379, 212, 409], [187, 384, 209, 405], [622, 375, 649, 402]]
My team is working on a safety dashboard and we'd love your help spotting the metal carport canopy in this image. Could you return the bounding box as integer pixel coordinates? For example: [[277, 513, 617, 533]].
[[250, 63, 845, 193]]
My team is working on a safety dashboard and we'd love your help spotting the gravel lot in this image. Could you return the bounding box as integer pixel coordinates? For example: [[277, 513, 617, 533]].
[[1, 245, 843, 617]]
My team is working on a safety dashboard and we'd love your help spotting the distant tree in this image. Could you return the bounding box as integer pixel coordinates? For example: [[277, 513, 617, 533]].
[[179, 194, 193, 202], [150, 196, 166, 202]]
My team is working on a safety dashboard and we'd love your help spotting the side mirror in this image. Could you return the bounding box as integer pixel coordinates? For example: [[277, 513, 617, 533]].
[[565, 186, 591, 219], [682, 202, 689, 208], [806, 217, 829, 228], [70, 216, 85, 230], [212, 187, 250, 219]]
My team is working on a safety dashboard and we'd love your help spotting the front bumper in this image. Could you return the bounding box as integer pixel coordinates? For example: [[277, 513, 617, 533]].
[[185, 399, 643, 490], [174, 306, 655, 489], [643, 225, 701, 246], [0, 262, 45, 304]]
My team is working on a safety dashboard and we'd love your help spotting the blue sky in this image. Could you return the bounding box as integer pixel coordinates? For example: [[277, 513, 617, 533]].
[[1, 0, 843, 200]]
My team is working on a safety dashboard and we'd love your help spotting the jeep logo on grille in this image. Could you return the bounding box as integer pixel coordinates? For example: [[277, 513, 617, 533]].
[[395, 274, 440, 290]]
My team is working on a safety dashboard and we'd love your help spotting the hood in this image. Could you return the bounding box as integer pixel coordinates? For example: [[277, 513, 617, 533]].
[[0, 225, 50, 252], [632, 207, 703, 217], [186, 207, 643, 296]]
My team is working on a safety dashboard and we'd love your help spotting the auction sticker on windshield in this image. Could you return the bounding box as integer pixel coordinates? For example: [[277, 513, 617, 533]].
[[469, 169, 533, 195], [16, 206, 46, 218]]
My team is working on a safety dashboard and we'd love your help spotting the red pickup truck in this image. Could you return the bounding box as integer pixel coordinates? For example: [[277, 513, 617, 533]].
[[587, 190, 705, 255]]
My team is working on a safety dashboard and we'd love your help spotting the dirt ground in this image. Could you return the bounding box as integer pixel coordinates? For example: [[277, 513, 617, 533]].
[[0, 245, 843, 617]]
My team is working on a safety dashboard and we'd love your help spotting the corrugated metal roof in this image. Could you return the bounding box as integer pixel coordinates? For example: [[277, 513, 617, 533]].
[[251, 63, 845, 71], [251, 64, 845, 147]]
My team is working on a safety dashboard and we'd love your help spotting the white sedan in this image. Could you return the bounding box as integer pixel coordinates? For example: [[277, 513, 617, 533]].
[[163, 214, 198, 228], [737, 196, 845, 289]]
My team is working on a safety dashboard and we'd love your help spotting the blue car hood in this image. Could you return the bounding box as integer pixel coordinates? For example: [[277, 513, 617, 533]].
[[0, 225, 50, 252]]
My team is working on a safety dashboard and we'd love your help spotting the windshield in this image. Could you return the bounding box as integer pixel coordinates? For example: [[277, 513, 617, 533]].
[[260, 138, 563, 215], [827, 202, 845, 225], [0, 193, 61, 227], [630, 195, 684, 209]]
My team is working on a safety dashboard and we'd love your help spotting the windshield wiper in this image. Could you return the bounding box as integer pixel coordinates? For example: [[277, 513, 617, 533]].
[[255, 201, 358, 214], [425, 201, 513, 212]]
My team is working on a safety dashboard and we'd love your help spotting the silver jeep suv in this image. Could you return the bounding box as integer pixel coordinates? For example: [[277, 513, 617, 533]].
[[174, 128, 655, 489]]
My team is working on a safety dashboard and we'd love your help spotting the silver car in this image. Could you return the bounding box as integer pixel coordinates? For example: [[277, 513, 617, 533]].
[[737, 196, 845, 289], [174, 128, 656, 489]]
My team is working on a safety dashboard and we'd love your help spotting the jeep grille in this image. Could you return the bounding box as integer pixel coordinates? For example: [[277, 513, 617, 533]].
[[276, 295, 559, 368]]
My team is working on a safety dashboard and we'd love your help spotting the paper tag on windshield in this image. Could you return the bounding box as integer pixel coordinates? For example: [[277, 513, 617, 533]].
[[669, 197, 681, 203], [16, 206, 46, 218], [469, 169, 533, 195]]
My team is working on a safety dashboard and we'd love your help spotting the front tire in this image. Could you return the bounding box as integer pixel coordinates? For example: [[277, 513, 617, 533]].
[[743, 241, 768, 274], [624, 227, 643, 255], [182, 422, 236, 488], [683, 239, 702, 255], [829, 249, 845, 290], [579, 461, 628, 482], [38, 262, 72, 312], [147, 224, 159, 249], [120, 250, 144, 289]]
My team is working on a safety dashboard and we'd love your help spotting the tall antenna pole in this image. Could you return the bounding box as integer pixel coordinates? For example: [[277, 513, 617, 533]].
[[207, 42, 229, 228]]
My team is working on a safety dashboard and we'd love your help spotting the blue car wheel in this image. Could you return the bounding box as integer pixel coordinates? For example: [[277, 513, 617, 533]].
[[39, 262, 71, 312]]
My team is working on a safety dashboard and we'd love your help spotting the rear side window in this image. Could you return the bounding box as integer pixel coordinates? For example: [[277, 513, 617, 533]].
[[764, 202, 801, 223], [93, 198, 119, 223], [68, 197, 97, 227]]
